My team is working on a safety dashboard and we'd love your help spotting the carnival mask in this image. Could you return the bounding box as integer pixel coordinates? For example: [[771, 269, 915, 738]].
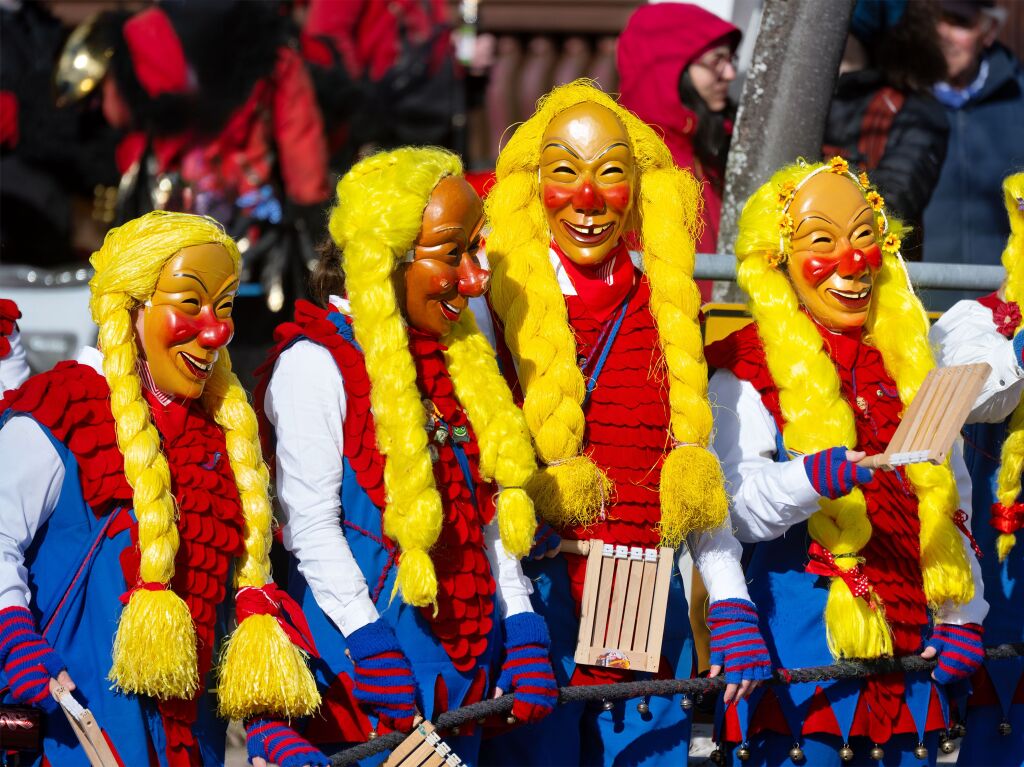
[[787, 173, 882, 332], [540, 103, 635, 266], [396, 175, 488, 338], [135, 243, 238, 400]]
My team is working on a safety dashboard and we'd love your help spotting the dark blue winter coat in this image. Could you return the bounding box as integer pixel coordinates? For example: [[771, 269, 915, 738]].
[[923, 44, 1024, 267]]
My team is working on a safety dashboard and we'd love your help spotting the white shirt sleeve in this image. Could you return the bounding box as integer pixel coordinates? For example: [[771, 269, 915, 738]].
[[484, 518, 534, 620], [709, 368, 822, 543], [0, 329, 31, 393], [685, 520, 752, 604], [931, 300, 1024, 424], [934, 441, 989, 626], [0, 415, 65, 611], [265, 340, 380, 636]]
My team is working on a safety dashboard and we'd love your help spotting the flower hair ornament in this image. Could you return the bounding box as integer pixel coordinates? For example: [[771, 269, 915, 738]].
[[771, 157, 901, 269]]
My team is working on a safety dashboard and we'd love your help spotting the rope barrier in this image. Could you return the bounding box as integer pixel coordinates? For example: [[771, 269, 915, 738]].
[[329, 643, 1024, 765]]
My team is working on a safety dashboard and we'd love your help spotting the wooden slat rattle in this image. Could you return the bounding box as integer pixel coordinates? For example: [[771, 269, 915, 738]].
[[50, 681, 118, 767], [384, 719, 463, 767], [858, 363, 990, 470]]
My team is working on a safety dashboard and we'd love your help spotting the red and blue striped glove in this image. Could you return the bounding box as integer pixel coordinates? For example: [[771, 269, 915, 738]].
[[496, 613, 558, 724], [707, 599, 773, 686], [0, 606, 65, 713], [346, 619, 418, 731], [922, 623, 985, 684], [529, 522, 561, 559], [245, 718, 328, 767], [803, 447, 872, 499], [1013, 329, 1024, 366]]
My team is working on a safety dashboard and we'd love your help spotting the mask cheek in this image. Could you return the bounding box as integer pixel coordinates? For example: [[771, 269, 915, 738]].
[[163, 310, 203, 346], [542, 183, 575, 212], [801, 255, 841, 286], [862, 243, 883, 271], [600, 183, 632, 215]]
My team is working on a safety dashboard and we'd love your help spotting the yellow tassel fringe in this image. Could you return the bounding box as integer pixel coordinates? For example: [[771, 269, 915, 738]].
[[823, 580, 893, 659], [497, 487, 537, 558], [658, 446, 730, 548], [108, 588, 199, 700], [997, 532, 1017, 563], [526, 456, 612, 529], [217, 614, 320, 719], [392, 548, 439, 608]]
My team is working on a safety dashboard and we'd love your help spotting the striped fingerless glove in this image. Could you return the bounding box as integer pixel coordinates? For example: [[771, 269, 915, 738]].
[[245, 718, 328, 767], [707, 599, 773, 684], [803, 447, 872, 499], [1014, 329, 1024, 366], [925, 623, 985, 684], [346, 619, 418, 732], [496, 613, 558, 724], [0, 606, 64, 713], [529, 522, 561, 559]]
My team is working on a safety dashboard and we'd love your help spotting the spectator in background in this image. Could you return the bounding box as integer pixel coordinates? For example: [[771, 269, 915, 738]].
[[617, 2, 740, 300], [822, 0, 950, 260], [923, 0, 1024, 270]]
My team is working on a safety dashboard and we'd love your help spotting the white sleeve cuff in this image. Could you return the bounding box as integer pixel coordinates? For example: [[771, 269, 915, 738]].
[[686, 522, 751, 604]]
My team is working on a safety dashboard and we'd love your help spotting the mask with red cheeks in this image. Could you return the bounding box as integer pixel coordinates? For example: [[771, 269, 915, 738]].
[[395, 175, 487, 338], [539, 102, 635, 267], [133, 243, 239, 400], [786, 172, 883, 333]]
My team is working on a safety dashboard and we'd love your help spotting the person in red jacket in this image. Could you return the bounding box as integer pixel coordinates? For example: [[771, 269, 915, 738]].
[[618, 2, 741, 288]]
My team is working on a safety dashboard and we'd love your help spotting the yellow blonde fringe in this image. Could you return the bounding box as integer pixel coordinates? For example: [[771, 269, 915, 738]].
[[486, 79, 726, 539], [736, 162, 973, 658], [993, 172, 1024, 562]]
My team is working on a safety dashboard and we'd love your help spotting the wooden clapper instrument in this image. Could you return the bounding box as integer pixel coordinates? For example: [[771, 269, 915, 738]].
[[857, 363, 990, 470], [384, 719, 463, 767], [558, 539, 674, 674], [49, 681, 118, 767]]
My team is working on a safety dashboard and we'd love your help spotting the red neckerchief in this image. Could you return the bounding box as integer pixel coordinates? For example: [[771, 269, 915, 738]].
[[553, 240, 636, 322]]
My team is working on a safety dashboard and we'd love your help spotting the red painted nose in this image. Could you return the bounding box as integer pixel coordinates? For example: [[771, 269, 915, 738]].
[[836, 244, 869, 278], [457, 255, 491, 298], [571, 178, 603, 214], [196, 309, 233, 349]]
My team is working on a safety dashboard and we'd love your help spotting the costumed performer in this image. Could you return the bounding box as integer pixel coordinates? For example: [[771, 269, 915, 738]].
[[705, 158, 988, 766], [253, 146, 557, 766], [0, 298, 30, 391], [930, 171, 1024, 766], [0, 211, 324, 767], [478, 81, 772, 767]]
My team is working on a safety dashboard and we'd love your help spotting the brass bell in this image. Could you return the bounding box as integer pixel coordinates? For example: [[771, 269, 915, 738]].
[[681, 695, 693, 710], [869, 745, 884, 760], [709, 747, 726, 766], [368, 730, 378, 740], [939, 737, 957, 755], [914, 742, 928, 759], [999, 721, 1013, 736], [506, 715, 517, 725], [452, 726, 461, 736], [602, 699, 615, 712], [735, 743, 751, 762], [951, 722, 967, 739], [636, 701, 650, 715], [839, 743, 854, 762], [789, 744, 805, 763]]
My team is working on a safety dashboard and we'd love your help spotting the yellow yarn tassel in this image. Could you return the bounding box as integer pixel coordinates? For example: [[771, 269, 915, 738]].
[[392, 548, 439, 608], [217, 614, 320, 719], [997, 532, 1017, 563], [823, 581, 893, 658], [109, 589, 198, 699], [657, 446, 730, 548], [526, 456, 612, 528], [496, 487, 537, 558]]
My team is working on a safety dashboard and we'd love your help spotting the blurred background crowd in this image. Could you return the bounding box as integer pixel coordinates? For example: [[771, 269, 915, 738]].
[[1, 0, 1022, 384]]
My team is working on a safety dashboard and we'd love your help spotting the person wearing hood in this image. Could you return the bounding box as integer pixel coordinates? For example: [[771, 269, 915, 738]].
[[618, 2, 741, 283]]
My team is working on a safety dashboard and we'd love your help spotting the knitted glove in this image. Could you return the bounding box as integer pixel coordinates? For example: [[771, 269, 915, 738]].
[[0, 606, 65, 713], [495, 612, 558, 724], [707, 599, 773, 685], [345, 619, 418, 731], [923, 623, 985, 684], [1014, 329, 1024, 366], [529, 522, 561, 559], [245, 718, 328, 767], [803, 447, 872, 499]]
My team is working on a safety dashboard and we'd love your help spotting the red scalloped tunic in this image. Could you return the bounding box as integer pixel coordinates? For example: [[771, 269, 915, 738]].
[[1, 361, 244, 767], [706, 322, 944, 744]]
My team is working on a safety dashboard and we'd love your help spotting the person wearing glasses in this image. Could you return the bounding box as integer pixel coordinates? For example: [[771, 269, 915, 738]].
[[618, 2, 740, 298]]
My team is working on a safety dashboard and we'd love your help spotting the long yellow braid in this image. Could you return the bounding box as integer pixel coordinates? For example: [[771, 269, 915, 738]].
[[329, 147, 538, 608], [993, 172, 1024, 561], [735, 161, 973, 658], [486, 80, 727, 545], [90, 211, 317, 716]]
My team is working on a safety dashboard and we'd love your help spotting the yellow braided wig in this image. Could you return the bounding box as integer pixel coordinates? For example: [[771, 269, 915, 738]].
[[328, 146, 538, 609], [89, 210, 318, 716], [735, 161, 974, 659], [993, 172, 1024, 561], [485, 79, 727, 546]]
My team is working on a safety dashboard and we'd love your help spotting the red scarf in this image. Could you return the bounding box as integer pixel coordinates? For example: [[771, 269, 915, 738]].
[[553, 241, 636, 322]]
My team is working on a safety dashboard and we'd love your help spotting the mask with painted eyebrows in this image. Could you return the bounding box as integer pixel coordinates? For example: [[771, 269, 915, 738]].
[[787, 172, 883, 332], [539, 102, 636, 266]]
